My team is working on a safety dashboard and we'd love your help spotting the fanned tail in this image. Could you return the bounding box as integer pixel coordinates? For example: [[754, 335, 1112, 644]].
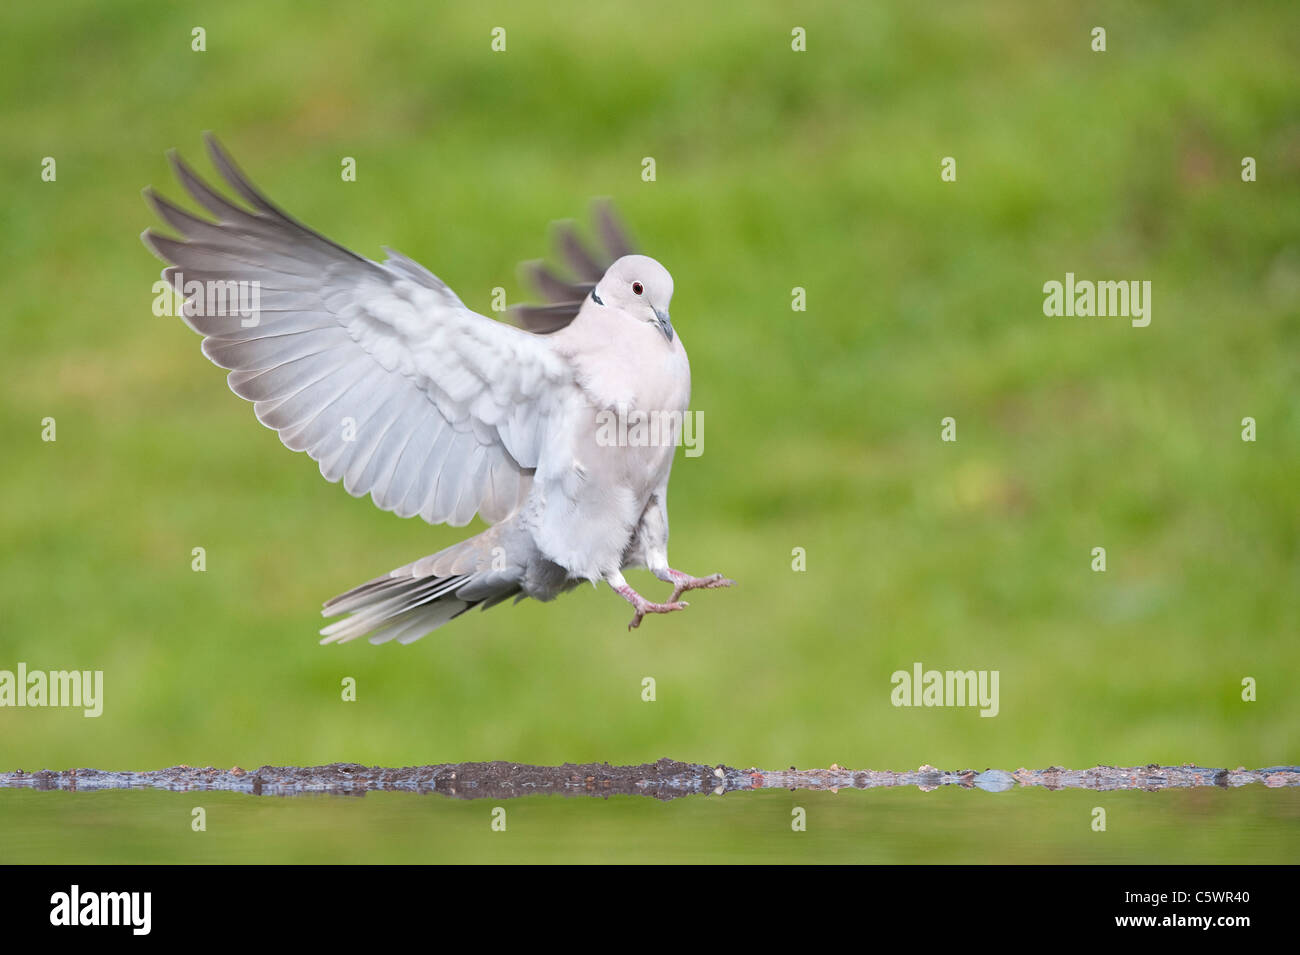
[[320, 532, 522, 645]]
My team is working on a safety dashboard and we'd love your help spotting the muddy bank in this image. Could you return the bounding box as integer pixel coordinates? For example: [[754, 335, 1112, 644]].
[[1, 761, 1296, 801]]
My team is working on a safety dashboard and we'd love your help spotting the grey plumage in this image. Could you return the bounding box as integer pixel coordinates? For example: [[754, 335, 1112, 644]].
[[143, 135, 730, 643]]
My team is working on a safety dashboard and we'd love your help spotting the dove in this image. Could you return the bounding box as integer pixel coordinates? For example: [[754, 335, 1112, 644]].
[[141, 134, 734, 644]]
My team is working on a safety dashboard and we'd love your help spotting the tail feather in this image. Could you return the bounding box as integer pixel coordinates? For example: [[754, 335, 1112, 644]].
[[321, 574, 401, 616], [366, 599, 475, 645], [320, 532, 523, 645]]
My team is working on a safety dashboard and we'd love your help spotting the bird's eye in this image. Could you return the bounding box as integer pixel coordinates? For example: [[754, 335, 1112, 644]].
[[632, 282, 643, 295]]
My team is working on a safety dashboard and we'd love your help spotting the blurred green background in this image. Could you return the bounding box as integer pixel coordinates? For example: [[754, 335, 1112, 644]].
[[1, 0, 1297, 862]]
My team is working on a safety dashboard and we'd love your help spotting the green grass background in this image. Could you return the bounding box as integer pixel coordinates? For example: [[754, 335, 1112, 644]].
[[1, 0, 1296, 861]]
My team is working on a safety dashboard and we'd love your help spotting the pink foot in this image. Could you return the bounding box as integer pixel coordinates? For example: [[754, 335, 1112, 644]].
[[665, 570, 736, 603], [614, 583, 689, 631]]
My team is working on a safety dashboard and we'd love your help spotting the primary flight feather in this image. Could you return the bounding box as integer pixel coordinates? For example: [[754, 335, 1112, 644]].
[[142, 134, 733, 643]]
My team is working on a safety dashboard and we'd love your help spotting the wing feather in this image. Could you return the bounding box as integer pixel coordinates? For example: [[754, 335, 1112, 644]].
[[507, 199, 638, 335], [144, 134, 573, 526]]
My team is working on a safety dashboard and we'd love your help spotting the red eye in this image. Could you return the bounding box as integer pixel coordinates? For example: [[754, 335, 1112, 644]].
[[632, 282, 643, 295]]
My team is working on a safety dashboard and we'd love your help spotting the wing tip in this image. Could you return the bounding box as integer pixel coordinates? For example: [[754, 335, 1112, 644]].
[[140, 227, 169, 261]]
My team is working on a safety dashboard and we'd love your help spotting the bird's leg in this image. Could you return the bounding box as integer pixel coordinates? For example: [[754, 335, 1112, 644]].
[[654, 567, 736, 604], [608, 573, 689, 631]]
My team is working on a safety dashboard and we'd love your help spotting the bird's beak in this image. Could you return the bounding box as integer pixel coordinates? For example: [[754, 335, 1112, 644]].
[[654, 308, 674, 342]]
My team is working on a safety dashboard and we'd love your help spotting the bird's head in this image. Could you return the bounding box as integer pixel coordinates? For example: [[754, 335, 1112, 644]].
[[592, 254, 675, 342]]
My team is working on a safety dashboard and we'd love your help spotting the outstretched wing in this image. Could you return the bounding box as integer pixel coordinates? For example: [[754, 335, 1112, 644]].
[[508, 200, 636, 334], [142, 134, 570, 527]]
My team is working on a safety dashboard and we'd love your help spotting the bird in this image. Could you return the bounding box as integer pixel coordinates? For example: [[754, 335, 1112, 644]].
[[141, 134, 734, 645]]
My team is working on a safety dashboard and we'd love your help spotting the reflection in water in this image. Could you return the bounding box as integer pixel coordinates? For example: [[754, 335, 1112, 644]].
[[2, 759, 1297, 800]]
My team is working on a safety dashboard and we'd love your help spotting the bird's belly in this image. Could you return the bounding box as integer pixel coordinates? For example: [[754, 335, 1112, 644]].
[[529, 405, 682, 581]]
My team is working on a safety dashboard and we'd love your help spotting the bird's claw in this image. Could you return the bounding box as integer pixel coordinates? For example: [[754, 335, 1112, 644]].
[[669, 573, 735, 603], [627, 600, 689, 631]]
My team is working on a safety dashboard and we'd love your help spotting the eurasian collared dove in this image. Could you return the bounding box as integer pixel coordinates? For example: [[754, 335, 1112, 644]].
[[141, 134, 733, 644]]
